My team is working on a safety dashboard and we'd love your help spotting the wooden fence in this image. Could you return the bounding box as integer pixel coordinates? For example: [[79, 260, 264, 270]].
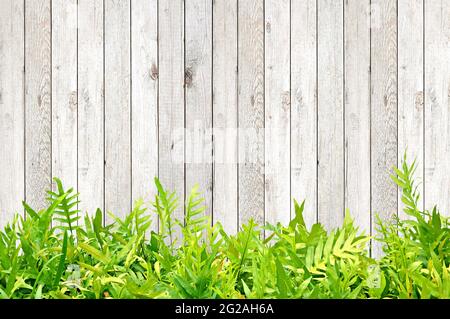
[[0, 0, 449, 256]]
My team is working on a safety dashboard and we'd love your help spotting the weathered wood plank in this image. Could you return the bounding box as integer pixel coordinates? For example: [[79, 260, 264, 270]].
[[238, 0, 265, 227], [344, 0, 371, 234], [52, 0, 78, 196], [317, 0, 344, 230], [0, 0, 24, 226], [104, 0, 131, 220], [131, 0, 158, 231], [212, 0, 238, 234], [78, 0, 104, 216], [425, 0, 450, 216], [265, 0, 290, 226], [398, 0, 424, 217], [158, 0, 185, 236], [185, 0, 213, 220], [25, 0, 52, 210], [371, 0, 398, 257], [291, 0, 317, 227]]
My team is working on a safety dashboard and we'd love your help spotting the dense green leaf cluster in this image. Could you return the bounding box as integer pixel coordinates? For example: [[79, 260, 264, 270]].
[[0, 157, 448, 299]]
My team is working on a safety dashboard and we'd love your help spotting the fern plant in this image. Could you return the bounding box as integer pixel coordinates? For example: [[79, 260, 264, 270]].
[[182, 184, 208, 242], [376, 154, 450, 298], [0, 154, 448, 299]]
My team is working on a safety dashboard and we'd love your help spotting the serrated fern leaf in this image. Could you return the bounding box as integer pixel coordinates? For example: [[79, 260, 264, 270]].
[[47, 177, 80, 236], [184, 184, 207, 241], [391, 153, 421, 219], [152, 177, 178, 247]]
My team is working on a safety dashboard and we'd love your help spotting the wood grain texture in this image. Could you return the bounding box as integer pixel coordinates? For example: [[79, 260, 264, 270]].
[[185, 0, 213, 219], [291, 0, 317, 227], [238, 0, 265, 227], [0, 0, 24, 226], [131, 0, 158, 231], [425, 0, 450, 216], [25, 0, 52, 210], [317, 0, 344, 230], [371, 0, 398, 257], [212, 0, 238, 234], [158, 0, 185, 234], [78, 0, 104, 215], [52, 0, 78, 195], [265, 0, 291, 226], [344, 0, 371, 234], [398, 0, 424, 217], [104, 0, 131, 220]]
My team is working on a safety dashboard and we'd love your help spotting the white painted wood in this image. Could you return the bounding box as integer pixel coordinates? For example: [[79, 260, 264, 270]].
[[212, 0, 238, 234], [131, 0, 158, 231], [425, 0, 450, 216], [52, 0, 78, 196], [265, 0, 291, 226], [291, 0, 317, 227], [238, 0, 265, 227], [344, 0, 371, 234], [158, 0, 185, 235], [185, 0, 213, 220], [104, 0, 131, 220], [25, 0, 52, 210], [78, 0, 104, 216], [317, 0, 344, 230], [398, 0, 424, 217], [371, 0, 398, 257], [0, 0, 24, 226]]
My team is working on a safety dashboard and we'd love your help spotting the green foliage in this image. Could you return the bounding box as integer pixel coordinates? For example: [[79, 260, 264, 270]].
[[376, 154, 450, 298], [0, 157, 448, 299], [47, 177, 80, 236]]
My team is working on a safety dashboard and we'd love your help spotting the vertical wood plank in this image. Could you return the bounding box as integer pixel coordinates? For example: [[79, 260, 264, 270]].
[[104, 0, 131, 220], [317, 0, 344, 230], [291, 0, 317, 227], [185, 0, 213, 219], [238, 0, 265, 227], [158, 0, 185, 233], [0, 0, 24, 226], [398, 0, 424, 217], [78, 0, 104, 215], [344, 0, 371, 233], [52, 0, 78, 195], [265, 0, 290, 225], [131, 0, 158, 230], [371, 0, 398, 257], [25, 0, 52, 210], [425, 0, 450, 216], [213, 0, 238, 234]]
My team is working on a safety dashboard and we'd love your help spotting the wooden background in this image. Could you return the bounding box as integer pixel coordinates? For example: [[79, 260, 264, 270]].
[[0, 0, 449, 256]]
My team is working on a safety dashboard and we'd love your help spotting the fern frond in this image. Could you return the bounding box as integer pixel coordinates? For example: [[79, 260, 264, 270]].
[[304, 215, 369, 275], [184, 184, 207, 242], [132, 199, 152, 237], [47, 177, 80, 236], [391, 153, 421, 218], [289, 199, 306, 230], [110, 200, 151, 242], [152, 177, 178, 248]]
